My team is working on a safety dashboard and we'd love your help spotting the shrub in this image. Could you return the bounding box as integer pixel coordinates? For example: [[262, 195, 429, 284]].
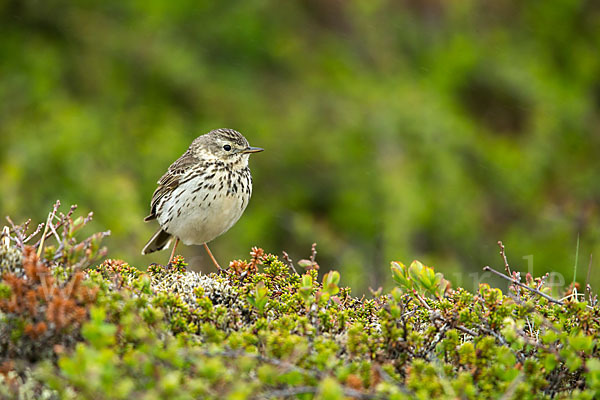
[[1, 204, 599, 399]]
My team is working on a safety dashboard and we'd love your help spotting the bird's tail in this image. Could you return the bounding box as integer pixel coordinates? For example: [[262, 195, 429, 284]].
[[141, 229, 173, 255]]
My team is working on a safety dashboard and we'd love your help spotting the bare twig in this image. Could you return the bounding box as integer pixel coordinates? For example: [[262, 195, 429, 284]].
[[430, 312, 526, 363], [5, 216, 24, 248], [21, 219, 31, 236], [71, 230, 111, 270], [23, 222, 44, 244], [1, 226, 10, 248], [281, 251, 299, 275], [585, 284, 597, 307], [498, 241, 511, 275], [83, 211, 93, 225], [454, 324, 478, 337], [36, 200, 61, 257], [65, 204, 78, 220], [310, 242, 317, 264], [35, 202, 77, 248], [484, 266, 563, 305], [412, 290, 431, 310], [491, 263, 591, 309], [536, 273, 549, 291], [47, 215, 63, 244]]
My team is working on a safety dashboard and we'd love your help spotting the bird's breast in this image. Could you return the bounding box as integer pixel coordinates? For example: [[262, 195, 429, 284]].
[[157, 169, 252, 245]]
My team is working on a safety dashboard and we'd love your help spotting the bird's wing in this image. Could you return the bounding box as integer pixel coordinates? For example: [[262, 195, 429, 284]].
[[144, 151, 200, 221]]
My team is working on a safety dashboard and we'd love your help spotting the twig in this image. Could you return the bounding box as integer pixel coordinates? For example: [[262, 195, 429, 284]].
[[281, 251, 299, 275], [21, 219, 31, 236], [498, 241, 511, 275], [34, 202, 76, 248], [37, 200, 61, 257], [506, 293, 561, 334], [1, 226, 10, 248], [491, 263, 592, 310], [586, 284, 597, 307], [430, 312, 526, 363], [47, 215, 63, 244], [65, 204, 78, 220], [71, 230, 111, 270], [536, 273, 549, 291], [454, 324, 478, 337], [24, 222, 44, 244], [481, 323, 526, 363], [484, 266, 563, 305], [83, 211, 93, 225], [5, 216, 24, 248], [412, 290, 431, 311]]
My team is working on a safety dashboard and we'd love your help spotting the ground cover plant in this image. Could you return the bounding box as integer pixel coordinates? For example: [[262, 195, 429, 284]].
[[2, 0, 600, 296], [1, 203, 599, 399]]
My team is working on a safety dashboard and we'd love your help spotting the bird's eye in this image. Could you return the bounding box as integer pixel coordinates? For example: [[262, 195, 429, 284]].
[[223, 144, 232, 151]]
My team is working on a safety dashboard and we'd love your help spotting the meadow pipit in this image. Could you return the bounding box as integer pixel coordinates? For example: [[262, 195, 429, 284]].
[[142, 128, 263, 268]]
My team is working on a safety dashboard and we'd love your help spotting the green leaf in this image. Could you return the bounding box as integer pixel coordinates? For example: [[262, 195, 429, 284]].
[[569, 333, 594, 353], [391, 261, 411, 290]]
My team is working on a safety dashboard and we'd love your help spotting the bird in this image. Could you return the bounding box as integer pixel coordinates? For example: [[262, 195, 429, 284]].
[[141, 128, 263, 269]]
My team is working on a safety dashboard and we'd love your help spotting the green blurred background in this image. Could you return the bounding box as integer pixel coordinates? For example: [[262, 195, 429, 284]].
[[1, 0, 599, 294]]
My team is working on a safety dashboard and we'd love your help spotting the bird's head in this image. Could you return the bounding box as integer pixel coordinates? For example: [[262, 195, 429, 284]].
[[191, 128, 263, 167]]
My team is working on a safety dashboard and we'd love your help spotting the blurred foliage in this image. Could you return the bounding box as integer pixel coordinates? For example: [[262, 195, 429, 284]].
[[1, 0, 600, 294]]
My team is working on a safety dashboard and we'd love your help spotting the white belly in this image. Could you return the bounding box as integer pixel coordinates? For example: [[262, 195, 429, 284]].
[[157, 175, 249, 245]]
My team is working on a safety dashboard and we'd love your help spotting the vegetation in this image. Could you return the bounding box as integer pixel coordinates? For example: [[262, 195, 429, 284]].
[[2, 0, 600, 294], [1, 1, 599, 397], [1, 204, 599, 399]]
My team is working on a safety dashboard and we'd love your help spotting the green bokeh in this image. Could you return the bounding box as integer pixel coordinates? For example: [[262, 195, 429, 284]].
[[1, 0, 599, 295]]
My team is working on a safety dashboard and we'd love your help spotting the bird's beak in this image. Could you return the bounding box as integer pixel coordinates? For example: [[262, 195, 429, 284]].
[[241, 146, 264, 154]]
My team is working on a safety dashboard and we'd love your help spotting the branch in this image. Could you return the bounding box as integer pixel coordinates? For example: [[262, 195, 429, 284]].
[[5, 216, 24, 249], [483, 266, 563, 305], [1, 226, 10, 248], [24, 222, 44, 244], [310, 242, 317, 264], [36, 200, 61, 256], [497, 241, 511, 275], [281, 251, 299, 275]]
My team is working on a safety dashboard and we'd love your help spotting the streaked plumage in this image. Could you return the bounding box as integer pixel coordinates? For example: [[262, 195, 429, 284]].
[[142, 129, 263, 264]]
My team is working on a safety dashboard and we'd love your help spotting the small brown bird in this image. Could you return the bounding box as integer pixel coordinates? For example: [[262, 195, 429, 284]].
[[142, 129, 263, 268]]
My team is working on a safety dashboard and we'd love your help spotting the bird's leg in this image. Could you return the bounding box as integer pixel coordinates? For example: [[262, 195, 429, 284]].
[[168, 237, 180, 265], [203, 243, 222, 271]]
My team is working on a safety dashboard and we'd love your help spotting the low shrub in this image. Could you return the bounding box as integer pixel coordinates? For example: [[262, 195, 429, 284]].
[[1, 203, 599, 399]]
